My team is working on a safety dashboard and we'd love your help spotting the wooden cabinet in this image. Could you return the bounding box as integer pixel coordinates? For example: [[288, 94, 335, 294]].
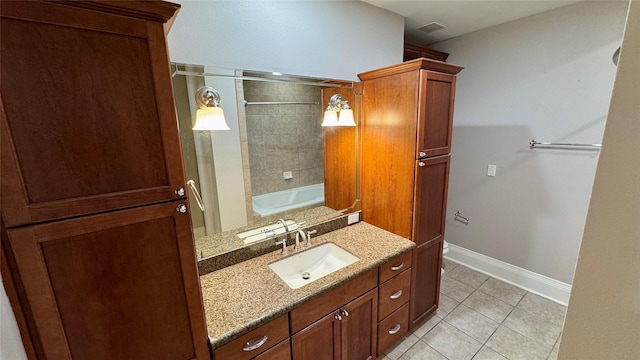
[[376, 254, 412, 355], [1, 1, 210, 359], [253, 339, 292, 360], [214, 314, 289, 360], [359, 58, 462, 329], [291, 270, 378, 360], [0, 0, 186, 228], [292, 289, 378, 360]]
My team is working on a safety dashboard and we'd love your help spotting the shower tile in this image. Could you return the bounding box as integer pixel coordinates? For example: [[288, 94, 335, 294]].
[[462, 291, 514, 323], [477, 278, 526, 306], [299, 167, 324, 186], [445, 265, 489, 289], [443, 304, 499, 343]]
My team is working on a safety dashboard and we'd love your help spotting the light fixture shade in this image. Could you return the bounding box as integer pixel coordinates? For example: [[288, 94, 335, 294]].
[[193, 107, 230, 131], [322, 110, 340, 127], [337, 109, 356, 126]]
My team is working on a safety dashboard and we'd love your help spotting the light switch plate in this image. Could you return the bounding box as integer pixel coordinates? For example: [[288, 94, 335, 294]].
[[487, 164, 497, 177], [347, 213, 360, 225]]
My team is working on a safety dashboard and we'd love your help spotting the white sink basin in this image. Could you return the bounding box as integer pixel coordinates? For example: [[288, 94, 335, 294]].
[[268, 243, 359, 289]]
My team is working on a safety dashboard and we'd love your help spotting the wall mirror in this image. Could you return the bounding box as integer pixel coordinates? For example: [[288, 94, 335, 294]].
[[172, 63, 360, 260]]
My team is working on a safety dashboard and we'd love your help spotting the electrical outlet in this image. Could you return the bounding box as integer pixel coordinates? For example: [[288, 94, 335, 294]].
[[347, 213, 360, 225], [487, 164, 497, 177]]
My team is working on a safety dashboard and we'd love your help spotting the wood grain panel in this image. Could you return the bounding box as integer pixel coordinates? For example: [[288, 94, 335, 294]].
[[361, 71, 419, 238], [379, 251, 412, 284], [291, 310, 340, 360], [214, 314, 289, 360], [6, 202, 208, 359], [253, 338, 292, 360], [378, 269, 411, 319], [341, 288, 378, 360], [377, 302, 409, 355], [0, 2, 185, 227], [417, 71, 456, 158], [290, 269, 377, 333], [323, 86, 358, 211], [412, 155, 450, 245], [410, 240, 443, 329]]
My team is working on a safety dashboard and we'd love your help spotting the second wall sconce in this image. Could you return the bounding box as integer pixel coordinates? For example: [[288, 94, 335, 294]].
[[322, 94, 356, 127], [193, 86, 230, 131]]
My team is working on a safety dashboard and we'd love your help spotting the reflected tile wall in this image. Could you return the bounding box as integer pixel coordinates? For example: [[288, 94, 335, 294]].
[[244, 80, 324, 196]]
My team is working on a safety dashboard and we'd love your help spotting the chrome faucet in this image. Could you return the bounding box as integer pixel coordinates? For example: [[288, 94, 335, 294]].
[[294, 229, 306, 251], [277, 218, 289, 232]]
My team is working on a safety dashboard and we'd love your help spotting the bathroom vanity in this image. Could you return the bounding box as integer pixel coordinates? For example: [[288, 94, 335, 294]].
[[198, 222, 414, 359]]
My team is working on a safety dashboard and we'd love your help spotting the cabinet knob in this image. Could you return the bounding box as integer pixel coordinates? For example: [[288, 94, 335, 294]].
[[335, 313, 342, 321], [176, 204, 188, 213], [341, 309, 349, 317], [419, 151, 426, 157], [418, 161, 426, 167], [174, 187, 185, 196]]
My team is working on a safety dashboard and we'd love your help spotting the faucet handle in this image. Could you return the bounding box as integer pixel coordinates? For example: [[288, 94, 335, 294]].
[[275, 238, 288, 256], [306, 229, 317, 247]]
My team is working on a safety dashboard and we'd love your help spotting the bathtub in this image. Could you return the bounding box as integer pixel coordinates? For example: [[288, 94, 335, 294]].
[[252, 183, 325, 217]]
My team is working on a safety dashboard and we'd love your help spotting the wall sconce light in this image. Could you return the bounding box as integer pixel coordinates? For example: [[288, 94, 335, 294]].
[[322, 94, 356, 127], [193, 86, 230, 131]]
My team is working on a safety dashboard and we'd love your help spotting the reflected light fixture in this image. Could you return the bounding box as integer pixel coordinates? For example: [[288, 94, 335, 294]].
[[193, 86, 230, 131], [322, 94, 356, 127]]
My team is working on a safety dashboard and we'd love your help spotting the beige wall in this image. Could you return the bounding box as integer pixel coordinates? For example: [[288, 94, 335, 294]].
[[244, 80, 324, 196], [559, 1, 640, 358]]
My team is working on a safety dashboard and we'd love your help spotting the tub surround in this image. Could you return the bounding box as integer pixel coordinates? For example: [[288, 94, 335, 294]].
[[200, 221, 415, 349]]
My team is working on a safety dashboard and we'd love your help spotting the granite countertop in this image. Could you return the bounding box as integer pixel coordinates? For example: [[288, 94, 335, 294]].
[[199, 221, 415, 349]]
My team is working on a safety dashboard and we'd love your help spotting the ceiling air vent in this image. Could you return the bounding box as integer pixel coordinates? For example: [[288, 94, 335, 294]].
[[417, 22, 446, 33]]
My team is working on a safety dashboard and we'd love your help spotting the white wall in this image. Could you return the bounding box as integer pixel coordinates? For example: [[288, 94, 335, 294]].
[[167, 0, 404, 80], [560, 1, 640, 357], [1, 274, 27, 360], [431, 1, 628, 284]]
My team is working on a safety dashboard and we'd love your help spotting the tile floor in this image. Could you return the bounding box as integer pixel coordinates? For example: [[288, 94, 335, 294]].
[[378, 259, 567, 360]]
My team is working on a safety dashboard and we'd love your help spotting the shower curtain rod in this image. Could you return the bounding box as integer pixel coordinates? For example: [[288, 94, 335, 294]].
[[244, 100, 320, 106], [529, 139, 601, 149]]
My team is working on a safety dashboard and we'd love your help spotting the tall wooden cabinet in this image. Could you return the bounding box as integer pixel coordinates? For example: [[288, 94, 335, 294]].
[[358, 58, 463, 329], [1, 1, 210, 358]]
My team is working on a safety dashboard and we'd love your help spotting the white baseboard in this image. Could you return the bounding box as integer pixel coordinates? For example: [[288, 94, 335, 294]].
[[444, 244, 572, 306]]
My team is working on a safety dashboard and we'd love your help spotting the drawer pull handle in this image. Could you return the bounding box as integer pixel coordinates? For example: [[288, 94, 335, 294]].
[[341, 309, 349, 317], [335, 313, 343, 321], [390, 290, 403, 300], [243, 335, 268, 351], [389, 324, 401, 335], [391, 263, 404, 271]]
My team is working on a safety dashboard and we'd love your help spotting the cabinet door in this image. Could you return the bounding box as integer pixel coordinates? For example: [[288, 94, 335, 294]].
[[5, 202, 209, 359], [0, 1, 184, 227], [341, 288, 378, 360], [292, 311, 341, 360], [416, 71, 456, 158], [412, 155, 450, 245], [409, 240, 443, 329], [254, 339, 292, 360]]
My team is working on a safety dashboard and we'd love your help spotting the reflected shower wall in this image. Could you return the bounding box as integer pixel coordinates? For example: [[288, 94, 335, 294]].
[[244, 78, 324, 197]]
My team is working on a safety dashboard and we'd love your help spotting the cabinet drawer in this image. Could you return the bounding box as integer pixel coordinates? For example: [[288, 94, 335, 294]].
[[213, 314, 289, 360], [253, 338, 291, 360], [378, 269, 411, 319], [377, 302, 410, 355], [379, 251, 412, 284], [290, 269, 377, 333]]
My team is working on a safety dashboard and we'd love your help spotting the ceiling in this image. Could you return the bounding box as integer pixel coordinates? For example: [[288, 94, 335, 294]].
[[362, 0, 582, 45]]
